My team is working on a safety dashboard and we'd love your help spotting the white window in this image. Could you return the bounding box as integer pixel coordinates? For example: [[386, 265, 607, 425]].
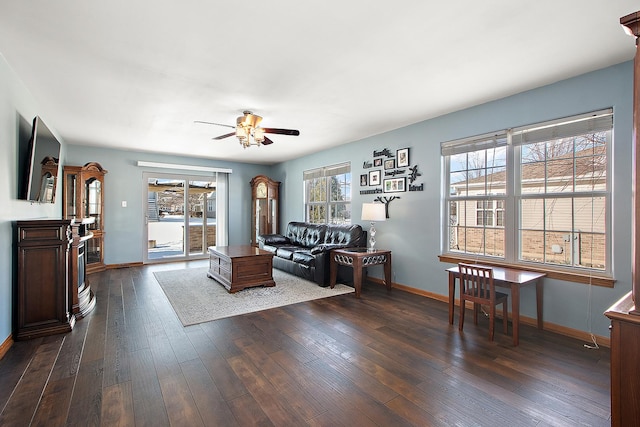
[[442, 109, 612, 274], [304, 162, 351, 224]]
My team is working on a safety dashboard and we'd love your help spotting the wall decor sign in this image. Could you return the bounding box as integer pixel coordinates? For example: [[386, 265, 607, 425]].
[[384, 169, 405, 177], [384, 177, 405, 193], [360, 145, 423, 194], [397, 148, 409, 167], [369, 170, 381, 186], [373, 148, 394, 158]]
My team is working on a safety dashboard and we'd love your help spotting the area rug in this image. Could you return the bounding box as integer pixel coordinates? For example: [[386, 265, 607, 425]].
[[153, 267, 354, 326]]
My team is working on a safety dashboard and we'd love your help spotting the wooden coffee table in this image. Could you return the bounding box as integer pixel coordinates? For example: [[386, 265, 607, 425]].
[[207, 245, 275, 293]]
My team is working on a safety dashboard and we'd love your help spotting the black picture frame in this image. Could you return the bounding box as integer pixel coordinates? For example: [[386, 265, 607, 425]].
[[360, 174, 368, 186], [369, 170, 381, 186], [384, 177, 406, 193], [384, 159, 395, 170], [373, 158, 383, 167], [397, 148, 409, 167]]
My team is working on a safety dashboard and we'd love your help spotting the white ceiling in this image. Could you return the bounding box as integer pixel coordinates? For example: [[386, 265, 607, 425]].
[[0, 1, 637, 165]]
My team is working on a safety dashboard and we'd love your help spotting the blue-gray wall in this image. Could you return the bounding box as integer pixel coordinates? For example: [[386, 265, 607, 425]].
[[0, 54, 70, 344], [65, 145, 272, 265], [0, 49, 634, 344], [272, 61, 634, 340]]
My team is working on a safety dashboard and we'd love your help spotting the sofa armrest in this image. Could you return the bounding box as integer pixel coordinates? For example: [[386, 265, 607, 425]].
[[257, 234, 290, 245]]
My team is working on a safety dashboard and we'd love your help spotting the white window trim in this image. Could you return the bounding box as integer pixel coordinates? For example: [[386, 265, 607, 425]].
[[441, 109, 613, 276], [304, 162, 352, 224]]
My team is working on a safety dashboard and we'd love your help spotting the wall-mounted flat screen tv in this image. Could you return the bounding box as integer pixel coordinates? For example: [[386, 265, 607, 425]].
[[24, 116, 61, 203]]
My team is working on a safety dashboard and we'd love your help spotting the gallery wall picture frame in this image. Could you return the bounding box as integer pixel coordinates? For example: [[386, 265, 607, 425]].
[[360, 174, 368, 186], [369, 170, 381, 186], [374, 158, 383, 167], [384, 177, 406, 193], [397, 148, 409, 167], [384, 159, 395, 170]]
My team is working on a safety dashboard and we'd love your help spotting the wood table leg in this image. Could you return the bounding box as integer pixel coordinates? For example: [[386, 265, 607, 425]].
[[448, 272, 455, 325], [353, 259, 363, 298], [384, 253, 392, 292], [536, 279, 544, 329], [329, 253, 337, 289], [511, 283, 520, 346]]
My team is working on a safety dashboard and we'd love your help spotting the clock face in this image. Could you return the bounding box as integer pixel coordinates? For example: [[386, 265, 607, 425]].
[[256, 182, 267, 198]]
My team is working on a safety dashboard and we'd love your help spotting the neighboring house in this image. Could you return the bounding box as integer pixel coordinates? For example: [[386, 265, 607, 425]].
[[449, 142, 606, 269]]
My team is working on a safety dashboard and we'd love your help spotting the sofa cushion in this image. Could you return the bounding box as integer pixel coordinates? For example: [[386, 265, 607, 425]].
[[257, 234, 290, 245], [310, 243, 351, 255], [275, 246, 301, 260], [324, 224, 366, 246], [285, 222, 326, 248], [292, 250, 315, 267], [260, 244, 279, 254]]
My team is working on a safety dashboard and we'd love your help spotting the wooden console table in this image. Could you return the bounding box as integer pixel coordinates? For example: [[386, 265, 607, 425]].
[[329, 248, 392, 297], [446, 265, 545, 346], [208, 246, 275, 293]]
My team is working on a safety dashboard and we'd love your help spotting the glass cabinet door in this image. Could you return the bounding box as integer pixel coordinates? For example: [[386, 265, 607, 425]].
[[85, 177, 102, 229], [65, 173, 77, 219], [256, 198, 268, 237], [86, 236, 102, 264], [270, 199, 277, 231]]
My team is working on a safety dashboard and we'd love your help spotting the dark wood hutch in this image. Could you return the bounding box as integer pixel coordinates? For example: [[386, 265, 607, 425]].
[[604, 10, 640, 427], [63, 162, 107, 274]]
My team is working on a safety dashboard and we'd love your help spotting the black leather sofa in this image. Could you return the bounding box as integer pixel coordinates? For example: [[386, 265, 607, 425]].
[[257, 221, 367, 286]]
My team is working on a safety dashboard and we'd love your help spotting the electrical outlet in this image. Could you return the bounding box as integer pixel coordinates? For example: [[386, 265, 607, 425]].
[[121, 200, 127, 208]]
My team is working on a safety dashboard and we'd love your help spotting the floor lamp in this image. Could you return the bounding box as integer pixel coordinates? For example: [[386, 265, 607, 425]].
[[361, 203, 386, 252]]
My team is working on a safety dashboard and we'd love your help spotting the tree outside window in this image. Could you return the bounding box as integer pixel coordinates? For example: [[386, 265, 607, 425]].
[[304, 163, 351, 224]]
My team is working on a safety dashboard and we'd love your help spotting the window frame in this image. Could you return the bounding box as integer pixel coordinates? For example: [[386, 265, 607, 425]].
[[441, 109, 613, 280], [304, 162, 352, 225]]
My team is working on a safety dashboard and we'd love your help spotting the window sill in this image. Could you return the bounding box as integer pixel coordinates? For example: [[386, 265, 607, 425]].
[[438, 254, 615, 288]]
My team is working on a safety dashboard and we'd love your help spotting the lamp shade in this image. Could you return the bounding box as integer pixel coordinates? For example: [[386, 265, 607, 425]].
[[361, 203, 386, 221]]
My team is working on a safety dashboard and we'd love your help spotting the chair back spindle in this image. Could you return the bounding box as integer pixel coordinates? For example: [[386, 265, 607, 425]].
[[460, 264, 494, 302]]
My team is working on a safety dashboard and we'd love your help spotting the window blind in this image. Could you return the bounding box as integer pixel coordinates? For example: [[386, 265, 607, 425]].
[[303, 162, 350, 180], [511, 108, 613, 145], [441, 132, 508, 156]]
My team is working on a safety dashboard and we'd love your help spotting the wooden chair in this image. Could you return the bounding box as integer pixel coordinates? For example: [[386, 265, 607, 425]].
[[458, 263, 509, 341]]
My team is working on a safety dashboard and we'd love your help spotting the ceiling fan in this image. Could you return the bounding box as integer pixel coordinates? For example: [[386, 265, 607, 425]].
[[195, 110, 300, 148]]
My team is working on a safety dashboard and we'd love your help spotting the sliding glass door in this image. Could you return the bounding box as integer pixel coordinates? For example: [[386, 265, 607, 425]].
[[144, 172, 226, 263]]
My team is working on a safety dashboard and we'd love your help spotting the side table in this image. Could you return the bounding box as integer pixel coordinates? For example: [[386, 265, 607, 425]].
[[329, 248, 392, 297]]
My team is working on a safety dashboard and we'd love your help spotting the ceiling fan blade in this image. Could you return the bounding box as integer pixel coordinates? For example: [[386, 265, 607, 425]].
[[194, 120, 235, 129], [262, 128, 300, 136], [262, 136, 274, 145], [212, 132, 236, 140]]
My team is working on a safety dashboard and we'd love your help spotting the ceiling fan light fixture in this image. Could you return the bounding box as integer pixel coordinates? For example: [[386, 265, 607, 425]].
[[204, 110, 298, 148], [253, 127, 265, 143], [236, 125, 248, 140]]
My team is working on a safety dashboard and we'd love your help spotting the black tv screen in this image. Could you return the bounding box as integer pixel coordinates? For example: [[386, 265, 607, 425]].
[[24, 116, 61, 203]]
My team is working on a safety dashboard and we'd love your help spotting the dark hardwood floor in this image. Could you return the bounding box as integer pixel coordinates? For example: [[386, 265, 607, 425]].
[[0, 260, 611, 426]]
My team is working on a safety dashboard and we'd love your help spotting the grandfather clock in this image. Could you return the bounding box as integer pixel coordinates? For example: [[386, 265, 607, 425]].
[[250, 175, 280, 246]]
